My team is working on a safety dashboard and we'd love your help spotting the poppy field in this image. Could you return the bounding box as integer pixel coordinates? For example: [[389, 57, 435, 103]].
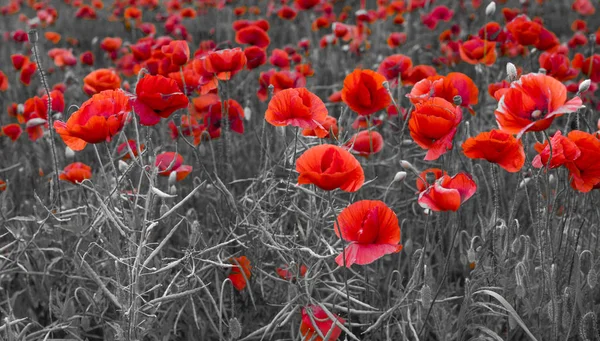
[[2, 0, 600, 340]]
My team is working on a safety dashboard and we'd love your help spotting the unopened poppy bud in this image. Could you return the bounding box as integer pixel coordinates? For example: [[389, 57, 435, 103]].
[[400, 160, 413, 170], [485, 1, 496, 16], [17, 104, 24, 114], [453, 95, 462, 106], [118, 160, 128, 173], [519, 178, 531, 188], [27, 29, 38, 43], [268, 84, 274, 97], [531, 110, 542, 119], [506, 62, 518, 81], [168, 171, 177, 187], [229, 317, 242, 340], [393, 171, 407, 182], [403, 238, 413, 255], [169, 185, 177, 196], [244, 106, 251, 121], [588, 268, 598, 288], [420, 284, 432, 308], [578, 79, 591, 94], [65, 147, 75, 159]]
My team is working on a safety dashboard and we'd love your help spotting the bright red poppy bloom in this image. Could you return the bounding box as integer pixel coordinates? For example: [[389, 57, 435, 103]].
[[265, 88, 328, 129], [83, 69, 121, 96], [155, 152, 193, 181], [59, 162, 92, 184], [416, 168, 448, 193], [45, 31, 61, 44], [277, 6, 298, 20], [402, 65, 438, 86], [19, 61, 37, 86], [494, 73, 583, 137], [459, 37, 497, 66], [408, 73, 479, 110], [572, 0, 596, 16], [161, 40, 190, 66], [538, 52, 579, 82], [42, 89, 65, 114], [344, 130, 384, 157], [478, 22, 507, 42], [300, 305, 344, 341], [80, 51, 94, 66], [302, 116, 339, 138], [387, 32, 407, 48], [1, 124, 22, 142], [235, 25, 271, 48], [11, 54, 28, 71], [228, 256, 251, 291], [418, 172, 477, 212], [54, 90, 130, 151], [0, 70, 8, 91], [409, 97, 462, 160], [535, 27, 560, 51], [244, 46, 267, 70], [203, 48, 247, 81], [377, 54, 413, 87], [296, 144, 364, 192], [100, 37, 122, 53], [564, 131, 600, 192], [269, 48, 290, 69], [341, 69, 391, 116], [334, 200, 402, 267], [532, 130, 581, 169], [132, 74, 189, 126], [462, 129, 525, 172], [506, 15, 543, 46]]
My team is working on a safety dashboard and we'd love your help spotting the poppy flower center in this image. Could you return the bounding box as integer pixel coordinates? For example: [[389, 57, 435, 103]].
[[356, 207, 380, 244]]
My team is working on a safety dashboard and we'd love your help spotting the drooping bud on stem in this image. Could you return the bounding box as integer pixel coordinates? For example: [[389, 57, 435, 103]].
[[393, 171, 407, 182], [506, 62, 518, 82], [485, 2, 496, 16]]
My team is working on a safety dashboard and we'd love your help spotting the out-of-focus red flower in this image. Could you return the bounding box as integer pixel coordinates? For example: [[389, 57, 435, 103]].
[[235, 25, 271, 48], [572, 0, 595, 16], [11, 54, 28, 71], [402, 65, 437, 86], [409, 97, 462, 160], [20, 62, 37, 86], [421, 5, 454, 30], [462, 129, 525, 172], [277, 5, 298, 20], [203, 48, 247, 81], [132, 74, 188, 126], [296, 144, 364, 192], [334, 200, 402, 267], [532, 130, 581, 169], [535, 27, 560, 51], [257, 69, 306, 101], [80, 51, 94, 66], [42, 89, 65, 114], [117, 139, 145, 160], [342, 69, 391, 116], [328, 91, 342, 103], [54, 90, 130, 151], [161, 40, 190, 66], [495, 73, 583, 136], [48, 48, 77, 67], [377, 54, 413, 87], [302, 115, 338, 138], [228, 256, 251, 291], [418, 172, 477, 212], [295, 0, 320, 10], [387, 32, 407, 48], [564, 130, 600, 192], [155, 151, 192, 181], [75, 5, 97, 19], [59, 162, 92, 184], [506, 15, 542, 46], [276, 264, 307, 280], [1, 124, 22, 142], [300, 305, 344, 341], [478, 22, 507, 42], [538, 52, 579, 82], [575, 54, 600, 82], [45, 31, 61, 44], [83, 69, 121, 96], [265, 88, 327, 129], [568, 32, 588, 49], [100, 37, 122, 53], [0, 179, 6, 192], [459, 38, 497, 66], [0, 71, 8, 92], [244, 46, 267, 70], [344, 130, 384, 157], [269, 48, 290, 69]]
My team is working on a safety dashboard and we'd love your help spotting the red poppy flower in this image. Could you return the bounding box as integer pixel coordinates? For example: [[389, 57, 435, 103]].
[[228, 256, 251, 291], [387, 32, 407, 48], [506, 15, 542, 46], [408, 73, 479, 110], [377, 54, 413, 87], [0, 179, 6, 192], [59, 162, 92, 184], [344, 130, 384, 157], [494, 73, 583, 137], [302, 116, 338, 138], [45, 31, 61, 44], [196, 99, 245, 141], [276, 264, 307, 280], [11, 54, 28, 71], [235, 25, 271, 48], [83, 69, 121, 96], [564, 130, 600, 192], [459, 38, 497, 66], [132, 74, 189, 126], [300, 305, 344, 341], [462, 129, 525, 172], [161, 40, 190, 67], [277, 6, 298, 20], [402, 65, 438, 86], [409, 97, 462, 160], [1, 124, 22, 142], [341, 69, 391, 116], [265, 88, 328, 129], [328, 91, 342, 103], [572, 0, 596, 16], [244, 46, 267, 70], [269, 49, 290, 69], [418, 172, 477, 212], [334, 200, 402, 267], [203, 48, 247, 81], [19, 62, 37, 86], [80, 51, 94, 66], [117, 139, 145, 160], [535, 27, 560, 51], [100, 37, 122, 53], [416, 168, 448, 193], [532, 130, 581, 169], [296, 144, 364, 192], [538, 52, 579, 82], [478, 22, 507, 42], [155, 152, 193, 181], [568, 33, 588, 49], [0, 71, 8, 92], [54, 90, 130, 151], [577, 54, 600, 82], [421, 5, 454, 30]]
